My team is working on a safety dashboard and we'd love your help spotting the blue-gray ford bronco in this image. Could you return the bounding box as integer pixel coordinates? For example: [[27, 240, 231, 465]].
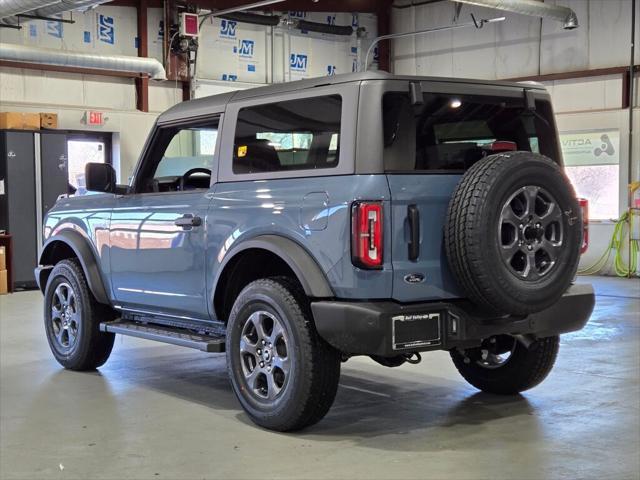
[[36, 72, 595, 431]]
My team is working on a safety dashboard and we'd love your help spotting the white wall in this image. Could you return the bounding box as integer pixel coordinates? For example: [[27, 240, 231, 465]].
[[0, 66, 184, 179], [391, 0, 640, 79], [0, 6, 378, 180], [0, 6, 377, 84]]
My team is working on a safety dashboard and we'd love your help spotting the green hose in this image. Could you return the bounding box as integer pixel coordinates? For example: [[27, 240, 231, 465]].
[[578, 211, 639, 277]]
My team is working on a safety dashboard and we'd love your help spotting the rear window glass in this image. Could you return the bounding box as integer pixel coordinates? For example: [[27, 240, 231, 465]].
[[383, 92, 559, 172], [233, 95, 341, 174]]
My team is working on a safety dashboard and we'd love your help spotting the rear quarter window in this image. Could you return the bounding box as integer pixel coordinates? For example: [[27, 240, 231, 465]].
[[233, 95, 342, 174]]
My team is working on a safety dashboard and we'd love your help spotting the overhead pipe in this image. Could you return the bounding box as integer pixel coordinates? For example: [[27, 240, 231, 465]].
[[0, 0, 62, 20], [1, 0, 112, 26], [220, 11, 280, 27], [218, 12, 354, 36], [199, 0, 285, 26], [452, 0, 578, 30], [296, 19, 353, 36], [0, 43, 166, 80], [361, 15, 506, 71]]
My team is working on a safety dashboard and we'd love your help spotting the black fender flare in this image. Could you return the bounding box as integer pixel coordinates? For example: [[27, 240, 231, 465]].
[[213, 234, 334, 307], [38, 230, 110, 305]]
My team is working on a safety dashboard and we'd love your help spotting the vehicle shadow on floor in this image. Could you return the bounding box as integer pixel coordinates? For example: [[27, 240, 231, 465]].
[[295, 371, 543, 452], [32, 346, 543, 452]]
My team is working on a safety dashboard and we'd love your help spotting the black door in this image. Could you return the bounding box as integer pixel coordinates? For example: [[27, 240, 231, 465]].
[[40, 132, 69, 215]]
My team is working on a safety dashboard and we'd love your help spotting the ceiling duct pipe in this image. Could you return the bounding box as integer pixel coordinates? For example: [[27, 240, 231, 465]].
[[295, 20, 354, 36], [212, 11, 354, 36], [220, 11, 280, 27], [452, 0, 578, 29], [0, 1, 62, 19], [1, 0, 112, 26], [0, 43, 167, 79]]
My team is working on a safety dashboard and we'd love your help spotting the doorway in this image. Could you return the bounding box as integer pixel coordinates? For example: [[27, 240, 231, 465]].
[[66, 133, 112, 195]]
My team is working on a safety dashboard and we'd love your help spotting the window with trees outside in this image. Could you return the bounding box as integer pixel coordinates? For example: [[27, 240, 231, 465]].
[[561, 130, 620, 220]]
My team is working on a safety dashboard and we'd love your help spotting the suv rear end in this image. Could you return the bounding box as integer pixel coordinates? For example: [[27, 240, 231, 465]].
[[313, 76, 594, 357]]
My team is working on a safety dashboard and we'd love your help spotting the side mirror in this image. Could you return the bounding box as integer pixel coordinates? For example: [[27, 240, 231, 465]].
[[85, 163, 117, 193]]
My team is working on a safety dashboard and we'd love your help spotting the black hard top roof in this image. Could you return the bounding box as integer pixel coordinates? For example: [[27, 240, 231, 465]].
[[157, 71, 545, 124]]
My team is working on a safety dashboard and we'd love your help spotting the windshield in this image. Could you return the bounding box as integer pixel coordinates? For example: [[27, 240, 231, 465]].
[[382, 91, 560, 172]]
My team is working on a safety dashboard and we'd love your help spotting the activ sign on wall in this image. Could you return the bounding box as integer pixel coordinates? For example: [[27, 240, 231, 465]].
[[561, 129, 620, 220], [560, 130, 620, 166]]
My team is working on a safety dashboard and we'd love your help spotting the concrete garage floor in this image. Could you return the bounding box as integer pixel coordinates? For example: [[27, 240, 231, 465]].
[[1, 276, 638, 480]]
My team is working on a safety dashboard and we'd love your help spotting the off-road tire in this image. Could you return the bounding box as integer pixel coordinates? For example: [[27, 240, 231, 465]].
[[450, 335, 560, 394], [226, 276, 341, 432], [44, 259, 116, 370], [445, 152, 582, 315]]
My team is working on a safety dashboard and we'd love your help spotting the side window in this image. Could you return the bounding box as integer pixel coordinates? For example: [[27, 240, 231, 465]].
[[233, 95, 341, 174], [138, 121, 218, 193]]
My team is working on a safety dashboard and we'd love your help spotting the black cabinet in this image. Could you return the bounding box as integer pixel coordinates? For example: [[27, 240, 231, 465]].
[[0, 130, 68, 289]]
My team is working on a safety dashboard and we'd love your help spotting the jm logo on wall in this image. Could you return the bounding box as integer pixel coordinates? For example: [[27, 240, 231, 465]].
[[238, 39, 255, 57], [98, 14, 115, 44], [220, 19, 237, 38], [327, 65, 337, 76], [290, 54, 308, 72], [47, 17, 63, 38], [222, 74, 238, 81]]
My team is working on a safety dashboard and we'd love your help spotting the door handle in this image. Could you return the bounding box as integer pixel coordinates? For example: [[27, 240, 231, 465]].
[[407, 204, 420, 261], [174, 214, 202, 230]]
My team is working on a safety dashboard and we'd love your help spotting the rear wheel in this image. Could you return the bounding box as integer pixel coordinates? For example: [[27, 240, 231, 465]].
[[44, 259, 116, 370], [226, 277, 341, 431], [450, 335, 559, 394]]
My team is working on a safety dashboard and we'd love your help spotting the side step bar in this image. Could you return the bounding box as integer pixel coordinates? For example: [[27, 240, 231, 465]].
[[100, 320, 226, 353]]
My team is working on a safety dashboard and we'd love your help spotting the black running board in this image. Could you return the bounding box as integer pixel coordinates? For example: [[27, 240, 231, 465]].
[[100, 320, 225, 353]]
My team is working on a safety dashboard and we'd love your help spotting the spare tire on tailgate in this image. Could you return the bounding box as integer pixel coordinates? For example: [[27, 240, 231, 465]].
[[445, 151, 582, 316]]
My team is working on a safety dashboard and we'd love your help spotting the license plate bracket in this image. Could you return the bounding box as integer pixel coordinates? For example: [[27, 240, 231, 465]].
[[392, 312, 441, 350]]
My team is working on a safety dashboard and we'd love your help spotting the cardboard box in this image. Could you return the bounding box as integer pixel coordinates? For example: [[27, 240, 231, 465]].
[[40, 112, 58, 129], [0, 246, 5, 271], [0, 112, 40, 130], [0, 270, 7, 295]]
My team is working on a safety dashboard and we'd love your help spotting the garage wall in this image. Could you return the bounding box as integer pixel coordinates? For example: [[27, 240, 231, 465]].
[[390, 0, 639, 275], [391, 0, 639, 78], [0, 6, 377, 82], [0, 6, 377, 179]]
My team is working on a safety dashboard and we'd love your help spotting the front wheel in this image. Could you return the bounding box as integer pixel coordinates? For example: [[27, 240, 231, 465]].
[[44, 259, 116, 370], [450, 335, 559, 394], [226, 277, 341, 431]]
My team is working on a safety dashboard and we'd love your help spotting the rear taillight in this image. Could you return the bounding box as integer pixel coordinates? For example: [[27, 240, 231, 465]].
[[352, 201, 383, 269], [486, 140, 517, 153], [579, 198, 589, 254]]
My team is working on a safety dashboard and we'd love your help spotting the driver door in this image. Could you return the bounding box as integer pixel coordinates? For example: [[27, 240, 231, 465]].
[[109, 117, 219, 319]]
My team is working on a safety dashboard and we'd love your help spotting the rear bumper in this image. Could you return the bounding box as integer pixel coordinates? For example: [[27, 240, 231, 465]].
[[311, 284, 595, 356]]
